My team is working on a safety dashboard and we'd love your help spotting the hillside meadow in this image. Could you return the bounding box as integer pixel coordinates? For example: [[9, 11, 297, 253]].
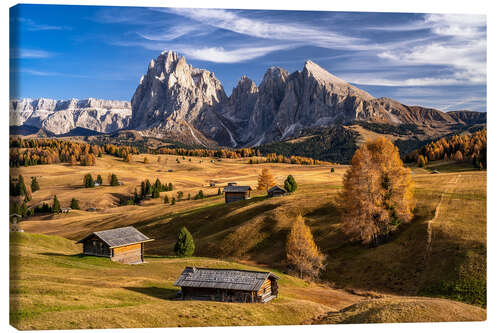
[[11, 153, 487, 327]]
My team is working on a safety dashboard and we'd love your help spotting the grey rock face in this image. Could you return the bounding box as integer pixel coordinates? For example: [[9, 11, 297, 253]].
[[20, 51, 478, 145], [130, 53, 470, 147], [130, 50, 230, 146], [10, 98, 131, 134]]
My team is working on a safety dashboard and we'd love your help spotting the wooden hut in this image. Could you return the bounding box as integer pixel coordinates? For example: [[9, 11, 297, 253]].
[[174, 267, 279, 303], [222, 185, 252, 203], [76, 226, 154, 264], [267, 185, 288, 197]]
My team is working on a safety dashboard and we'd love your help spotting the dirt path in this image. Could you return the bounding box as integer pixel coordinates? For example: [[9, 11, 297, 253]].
[[423, 174, 461, 262]]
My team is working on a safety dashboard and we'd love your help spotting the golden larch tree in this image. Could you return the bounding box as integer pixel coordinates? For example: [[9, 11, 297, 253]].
[[338, 137, 415, 246], [286, 215, 326, 280], [257, 168, 276, 190]]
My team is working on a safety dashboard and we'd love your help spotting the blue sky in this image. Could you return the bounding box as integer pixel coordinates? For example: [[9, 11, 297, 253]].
[[10, 4, 486, 112]]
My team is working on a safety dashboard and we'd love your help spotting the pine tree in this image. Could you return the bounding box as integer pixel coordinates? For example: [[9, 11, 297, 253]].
[[83, 174, 94, 188], [154, 178, 162, 191], [168, 182, 173, 191], [171, 197, 176, 205], [134, 189, 141, 204], [339, 137, 415, 246], [286, 215, 326, 279], [187, 193, 191, 200], [31, 177, 40, 192], [110, 174, 119, 186], [145, 179, 152, 194], [257, 168, 276, 191], [217, 188, 221, 195], [152, 187, 160, 198], [164, 195, 169, 204], [174, 226, 195, 257], [70, 198, 80, 209], [52, 195, 61, 213], [17, 175, 27, 196], [177, 191, 184, 200], [96, 175, 103, 185], [284, 175, 298, 193], [330, 167, 335, 174]]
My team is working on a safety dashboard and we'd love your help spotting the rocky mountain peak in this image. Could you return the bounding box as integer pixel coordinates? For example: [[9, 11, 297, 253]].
[[303, 60, 347, 86], [302, 59, 374, 101], [130, 50, 229, 146], [231, 76, 258, 98], [261, 67, 288, 88]]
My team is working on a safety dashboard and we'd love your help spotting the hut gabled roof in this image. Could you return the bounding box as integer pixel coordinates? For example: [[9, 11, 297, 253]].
[[174, 267, 279, 291], [268, 185, 287, 193], [223, 185, 252, 193], [76, 226, 153, 248]]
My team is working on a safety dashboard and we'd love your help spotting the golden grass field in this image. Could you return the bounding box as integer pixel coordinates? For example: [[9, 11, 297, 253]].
[[10, 153, 487, 328]]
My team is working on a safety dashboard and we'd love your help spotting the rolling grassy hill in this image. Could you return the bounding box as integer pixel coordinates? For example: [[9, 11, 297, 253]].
[[10, 232, 485, 330], [16, 155, 486, 314], [310, 297, 485, 324], [10, 232, 362, 330]]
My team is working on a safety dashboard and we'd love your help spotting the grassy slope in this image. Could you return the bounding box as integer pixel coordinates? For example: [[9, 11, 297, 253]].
[[10, 232, 363, 330], [17, 155, 486, 308], [311, 297, 485, 324]]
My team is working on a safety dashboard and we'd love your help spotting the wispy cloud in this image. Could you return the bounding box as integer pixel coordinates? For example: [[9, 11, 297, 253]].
[[180, 45, 294, 63], [137, 24, 210, 41], [14, 68, 89, 78], [375, 14, 486, 86], [10, 48, 54, 59], [113, 39, 293, 63], [17, 17, 71, 31], [165, 8, 367, 50]]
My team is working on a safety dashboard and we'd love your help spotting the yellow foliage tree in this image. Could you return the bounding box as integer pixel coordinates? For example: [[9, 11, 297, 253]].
[[257, 168, 276, 190], [338, 137, 415, 246], [286, 215, 326, 279], [417, 154, 427, 167]]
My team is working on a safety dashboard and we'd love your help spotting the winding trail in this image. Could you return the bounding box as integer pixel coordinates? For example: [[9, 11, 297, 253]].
[[423, 174, 461, 262]]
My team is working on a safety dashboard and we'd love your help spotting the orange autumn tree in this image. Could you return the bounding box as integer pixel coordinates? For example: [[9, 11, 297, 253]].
[[339, 137, 415, 246], [257, 168, 276, 190], [286, 215, 326, 279]]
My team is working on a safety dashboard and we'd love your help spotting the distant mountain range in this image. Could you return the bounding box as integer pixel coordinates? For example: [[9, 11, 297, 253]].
[[10, 50, 486, 151], [10, 98, 131, 135]]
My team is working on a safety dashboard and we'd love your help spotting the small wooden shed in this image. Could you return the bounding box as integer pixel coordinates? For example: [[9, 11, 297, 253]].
[[222, 185, 252, 203], [174, 267, 279, 303], [267, 185, 288, 197], [76, 226, 154, 264]]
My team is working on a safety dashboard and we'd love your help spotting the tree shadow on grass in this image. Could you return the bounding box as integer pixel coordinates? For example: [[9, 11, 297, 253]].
[[123, 286, 179, 301]]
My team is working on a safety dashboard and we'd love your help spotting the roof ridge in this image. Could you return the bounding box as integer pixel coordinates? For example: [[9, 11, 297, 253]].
[[189, 266, 270, 274]]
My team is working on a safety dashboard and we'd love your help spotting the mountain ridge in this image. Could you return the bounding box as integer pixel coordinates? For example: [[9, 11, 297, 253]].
[[10, 51, 486, 148], [10, 97, 131, 135]]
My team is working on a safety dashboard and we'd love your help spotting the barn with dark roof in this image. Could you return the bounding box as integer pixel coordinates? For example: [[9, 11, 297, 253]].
[[174, 267, 279, 303], [76, 226, 154, 264], [222, 184, 252, 203], [267, 185, 288, 197]]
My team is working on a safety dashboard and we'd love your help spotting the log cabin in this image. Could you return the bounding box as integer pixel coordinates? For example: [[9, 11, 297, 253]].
[[267, 185, 288, 197], [174, 267, 279, 303], [76, 226, 154, 264], [222, 185, 252, 203]]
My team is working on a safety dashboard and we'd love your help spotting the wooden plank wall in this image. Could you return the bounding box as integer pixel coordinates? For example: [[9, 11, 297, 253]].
[[111, 243, 142, 264]]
